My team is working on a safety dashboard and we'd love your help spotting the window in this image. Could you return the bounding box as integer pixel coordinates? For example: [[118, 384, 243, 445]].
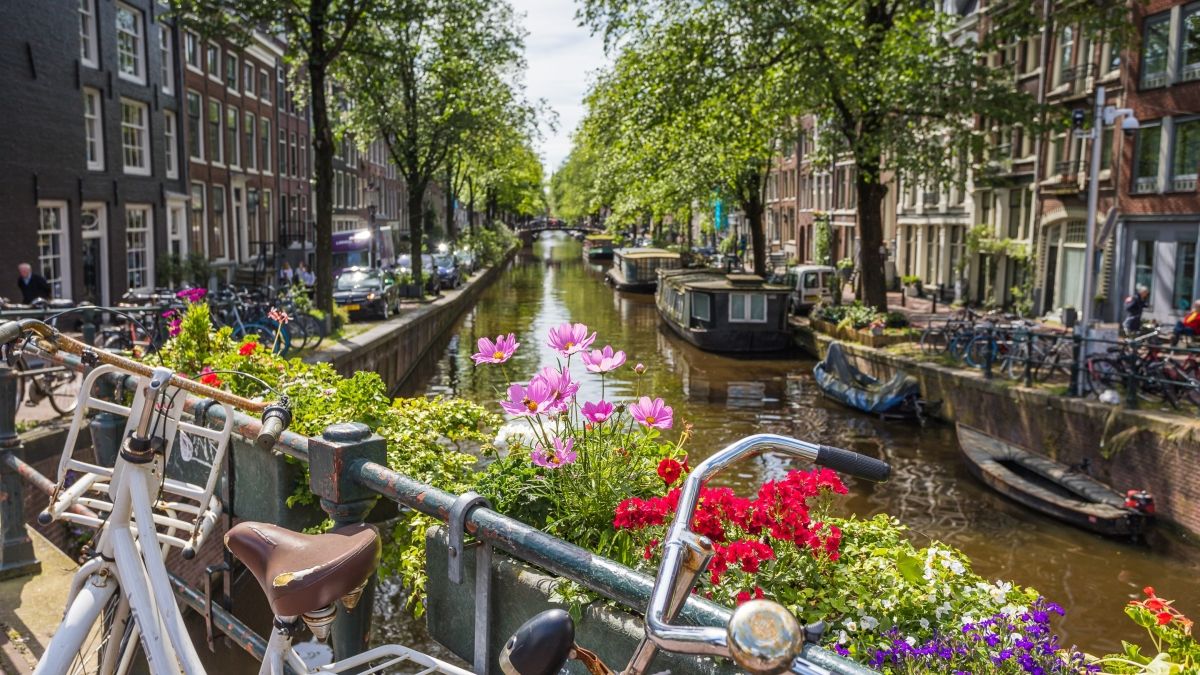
[[278, 130, 286, 175], [120, 99, 149, 175], [300, 136, 308, 177], [1133, 124, 1162, 193], [125, 205, 153, 292], [164, 110, 178, 178], [263, 189, 273, 233], [37, 203, 68, 298], [243, 63, 255, 96], [1134, 240, 1155, 304], [729, 293, 767, 323], [1171, 118, 1200, 191], [159, 25, 173, 93], [225, 53, 238, 90], [1183, 5, 1200, 82], [1142, 14, 1170, 89], [208, 99, 222, 163], [691, 293, 711, 321], [225, 106, 239, 167], [185, 31, 201, 71], [949, 225, 965, 275], [260, 117, 271, 173], [1055, 26, 1074, 87], [186, 91, 202, 160], [259, 70, 271, 105], [1099, 124, 1114, 171], [116, 4, 145, 83], [211, 185, 227, 259], [1175, 243, 1197, 312], [1101, 41, 1121, 75], [1008, 189, 1025, 239], [1022, 36, 1041, 75], [79, 0, 98, 67], [84, 88, 103, 171], [290, 132, 298, 177], [244, 112, 256, 170], [206, 42, 220, 80], [190, 183, 206, 255]]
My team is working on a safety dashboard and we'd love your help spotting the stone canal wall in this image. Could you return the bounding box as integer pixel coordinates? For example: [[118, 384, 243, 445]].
[[306, 248, 516, 391], [794, 323, 1200, 536]]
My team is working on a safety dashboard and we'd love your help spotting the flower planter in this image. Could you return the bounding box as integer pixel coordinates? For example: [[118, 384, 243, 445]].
[[810, 318, 914, 349], [397, 283, 424, 298], [422, 527, 869, 675]]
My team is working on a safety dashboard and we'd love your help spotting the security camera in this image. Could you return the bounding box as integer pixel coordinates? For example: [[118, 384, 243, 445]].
[[1121, 116, 1140, 136]]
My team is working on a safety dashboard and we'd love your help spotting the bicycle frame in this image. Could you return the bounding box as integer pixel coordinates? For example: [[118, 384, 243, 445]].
[[259, 628, 472, 675]]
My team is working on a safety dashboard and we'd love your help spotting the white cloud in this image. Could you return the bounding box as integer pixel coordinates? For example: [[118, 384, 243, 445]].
[[510, 0, 610, 173]]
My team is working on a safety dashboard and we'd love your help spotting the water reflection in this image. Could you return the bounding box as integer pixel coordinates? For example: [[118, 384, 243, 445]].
[[398, 232, 1199, 655]]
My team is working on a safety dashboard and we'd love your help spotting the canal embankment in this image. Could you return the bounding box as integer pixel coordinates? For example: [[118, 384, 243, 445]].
[[305, 247, 518, 391], [793, 319, 1200, 536]]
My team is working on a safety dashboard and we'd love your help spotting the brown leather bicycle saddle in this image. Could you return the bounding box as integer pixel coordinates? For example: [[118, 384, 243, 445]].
[[225, 521, 380, 617]]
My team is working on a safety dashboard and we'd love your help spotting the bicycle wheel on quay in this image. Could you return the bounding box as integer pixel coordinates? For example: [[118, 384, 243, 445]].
[[919, 328, 949, 355], [40, 368, 82, 415], [297, 312, 325, 351], [964, 336, 998, 369]]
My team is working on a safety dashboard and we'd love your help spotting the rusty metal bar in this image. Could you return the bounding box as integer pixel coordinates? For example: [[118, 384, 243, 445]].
[[169, 572, 284, 668], [1, 450, 98, 520]]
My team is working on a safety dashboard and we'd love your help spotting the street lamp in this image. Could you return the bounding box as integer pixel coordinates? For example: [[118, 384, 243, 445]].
[[366, 181, 381, 268], [1077, 84, 1138, 394]]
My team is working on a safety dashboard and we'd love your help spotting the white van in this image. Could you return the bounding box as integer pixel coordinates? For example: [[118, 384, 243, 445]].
[[788, 264, 836, 314]]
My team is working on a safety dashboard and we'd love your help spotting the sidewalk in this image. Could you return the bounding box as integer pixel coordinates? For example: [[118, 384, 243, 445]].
[[0, 528, 77, 674]]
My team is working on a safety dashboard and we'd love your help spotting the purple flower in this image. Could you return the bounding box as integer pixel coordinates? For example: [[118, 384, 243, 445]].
[[176, 287, 207, 303], [499, 380, 556, 417], [536, 366, 579, 412], [531, 437, 576, 469], [168, 317, 182, 337], [629, 396, 673, 430], [581, 400, 614, 424], [546, 322, 596, 357], [581, 345, 626, 373], [471, 333, 519, 365]]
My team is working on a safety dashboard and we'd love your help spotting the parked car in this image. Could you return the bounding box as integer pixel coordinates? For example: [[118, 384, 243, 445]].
[[395, 254, 442, 294], [333, 267, 400, 320], [787, 264, 837, 314], [454, 249, 478, 274], [432, 254, 463, 289]]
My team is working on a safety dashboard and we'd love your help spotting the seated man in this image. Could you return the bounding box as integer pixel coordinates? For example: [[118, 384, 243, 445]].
[[1172, 299, 1200, 345]]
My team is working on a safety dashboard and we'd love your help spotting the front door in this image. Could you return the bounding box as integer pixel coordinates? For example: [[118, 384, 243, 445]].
[[80, 203, 107, 305]]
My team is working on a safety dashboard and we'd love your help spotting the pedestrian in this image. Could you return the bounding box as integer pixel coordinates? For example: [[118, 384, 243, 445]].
[[16, 262, 51, 304], [1171, 299, 1200, 345], [279, 261, 294, 286], [297, 261, 315, 287], [1122, 284, 1150, 336]]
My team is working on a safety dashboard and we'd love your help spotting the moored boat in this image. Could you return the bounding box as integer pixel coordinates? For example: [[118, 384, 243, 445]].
[[813, 342, 924, 417], [605, 248, 682, 293], [956, 423, 1153, 537], [655, 268, 791, 352], [582, 234, 616, 260]]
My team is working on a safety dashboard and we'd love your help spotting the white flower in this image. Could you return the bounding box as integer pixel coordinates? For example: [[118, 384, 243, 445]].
[[946, 559, 966, 575], [881, 598, 894, 610], [861, 615, 879, 631], [989, 581, 1013, 602], [919, 618, 930, 630], [845, 620, 858, 632], [905, 636, 917, 647], [837, 630, 849, 645]]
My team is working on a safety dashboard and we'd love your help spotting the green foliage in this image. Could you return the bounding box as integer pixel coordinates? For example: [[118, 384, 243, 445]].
[[813, 301, 908, 330], [966, 225, 1030, 262], [1099, 588, 1199, 673], [814, 217, 833, 266], [460, 224, 518, 268], [901, 275, 922, 287]]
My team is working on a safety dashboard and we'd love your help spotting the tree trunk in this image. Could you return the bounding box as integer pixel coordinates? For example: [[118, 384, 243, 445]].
[[444, 165, 456, 244], [407, 180, 426, 297], [309, 60, 334, 317], [486, 188, 497, 226], [856, 165, 889, 311], [467, 176, 477, 239]]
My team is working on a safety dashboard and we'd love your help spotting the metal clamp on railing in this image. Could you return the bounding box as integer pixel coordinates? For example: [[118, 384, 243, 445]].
[[448, 491, 494, 675]]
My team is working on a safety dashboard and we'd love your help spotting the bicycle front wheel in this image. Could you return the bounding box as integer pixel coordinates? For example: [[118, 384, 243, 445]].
[[43, 369, 82, 415], [298, 312, 326, 351], [36, 576, 139, 675]]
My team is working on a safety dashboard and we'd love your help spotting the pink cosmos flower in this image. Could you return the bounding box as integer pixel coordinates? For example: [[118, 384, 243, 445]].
[[546, 322, 596, 357], [629, 396, 673, 430], [176, 287, 207, 303], [472, 333, 520, 365], [536, 366, 579, 412], [499, 379, 556, 417], [581, 400, 614, 424], [531, 437, 577, 469], [581, 345, 627, 373], [634, 363, 646, 374]]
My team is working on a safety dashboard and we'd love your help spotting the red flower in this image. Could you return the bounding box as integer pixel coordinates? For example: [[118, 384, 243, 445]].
[[643, 538, 659, 560], [1145, 598, 1165, 611], [1157, 611, 1173, 625], [239, 341, 259, 356], [1144, 586, 1156, 597], [198, 367, 222, 388], [736, 587, 766, 605], [657, 458, 683, 485]]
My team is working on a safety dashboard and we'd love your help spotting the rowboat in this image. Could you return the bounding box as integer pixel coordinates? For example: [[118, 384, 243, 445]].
[[812, 342, 924, 417]]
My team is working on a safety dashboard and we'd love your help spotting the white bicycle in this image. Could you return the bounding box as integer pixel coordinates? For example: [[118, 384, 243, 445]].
[[2, 319, 468, 675]]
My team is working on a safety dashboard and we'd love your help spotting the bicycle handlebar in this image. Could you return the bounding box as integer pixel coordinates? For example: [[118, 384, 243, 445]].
[[0, 319, 288, 447]]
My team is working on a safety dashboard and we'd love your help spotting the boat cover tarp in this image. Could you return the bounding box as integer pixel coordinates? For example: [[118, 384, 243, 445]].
[[813, 342, 921, 414]]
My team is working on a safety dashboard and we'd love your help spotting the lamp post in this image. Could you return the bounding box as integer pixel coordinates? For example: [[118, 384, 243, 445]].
[[1077, 85, 1139, 394], [366, 182, 381, 268]]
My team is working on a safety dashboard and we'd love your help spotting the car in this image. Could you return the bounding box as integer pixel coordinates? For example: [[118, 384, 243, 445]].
[[395, 254, 442, 294], [454, 249, 478, 274], [333, 267, 400, 320], [786, 264, 837, 314], [432, 254, 463, 289]]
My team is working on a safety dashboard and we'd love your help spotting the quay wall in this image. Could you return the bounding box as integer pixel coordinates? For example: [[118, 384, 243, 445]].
[[794, 324, 1200, 535]]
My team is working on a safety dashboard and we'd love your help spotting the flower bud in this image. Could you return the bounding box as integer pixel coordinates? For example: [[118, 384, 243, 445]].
[[634, 363, 646, 374]]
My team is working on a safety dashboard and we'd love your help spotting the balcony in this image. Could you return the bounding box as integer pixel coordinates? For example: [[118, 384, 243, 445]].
[[1141, 71, 1168, 89], [1132, 176, 1158, 194], [1172, 175, 1197, 193], [1055, 160, 1080, 176], [1183, 62, 1200, 83]]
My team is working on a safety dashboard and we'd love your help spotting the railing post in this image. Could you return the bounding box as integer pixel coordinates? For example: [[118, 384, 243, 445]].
[[1068, 334, 1083, 397], [0, 363, 40, 579], [1023, 329, 1035, 388], [307, 422, 386, 668]]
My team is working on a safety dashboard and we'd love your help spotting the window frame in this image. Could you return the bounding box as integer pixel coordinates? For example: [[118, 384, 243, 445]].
[[244, 112, 256, 170], [185, 31, 202, 72], [243, 62, 256, 97], [208, 98, 223, 165], [1181, 3, 1200, 83], [186, 90, 203, 161], [84, 88, 104, 171], [124, 204, 154, 293], [259, 70, 271, 105], [211, 185, 228, 260], [159, 23, 173, 94], [36, 201, 70, 299], [225, 52, 239, 92], [1170, 116, 1200, 191], [225, 105, 240, 169], [119, 98, 151, 176], [691, 292, 711, 322], [115, 3, 146, 84], [79, 0, 98, 68], [728, 292, 768, 324], [260, 117, 272, 175], [1132, 122, 1163, 194], [1141, 13, 1171, 90], [206, 42, 221, 83], [190, 182, 207, 256], [164, 109, 178, 179]]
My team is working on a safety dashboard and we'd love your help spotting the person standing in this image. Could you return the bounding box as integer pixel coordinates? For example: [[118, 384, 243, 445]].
[[297, 261, 315, 287], [279, 261, 294, 286], [1122, 284, 1150, 336], [16, 262, 51, 304]]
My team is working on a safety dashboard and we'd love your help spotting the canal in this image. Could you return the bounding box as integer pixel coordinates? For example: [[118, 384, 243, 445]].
[[395, 232, 1199, 657]]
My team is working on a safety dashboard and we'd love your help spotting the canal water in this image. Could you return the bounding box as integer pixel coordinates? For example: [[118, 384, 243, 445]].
[[395, 232, 1200, 657]]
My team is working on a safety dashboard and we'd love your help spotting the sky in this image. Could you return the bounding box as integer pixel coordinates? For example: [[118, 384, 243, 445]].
[[509, 0, 611, 175]]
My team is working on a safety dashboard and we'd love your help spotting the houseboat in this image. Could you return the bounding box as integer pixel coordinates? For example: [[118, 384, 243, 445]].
[[605, 248, 682, 293], [655, 269, 792, 353], [582, 234, 616, 260]]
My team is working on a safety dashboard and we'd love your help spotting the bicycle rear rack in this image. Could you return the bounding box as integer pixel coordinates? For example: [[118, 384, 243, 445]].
[[40, 364, 234, 558]]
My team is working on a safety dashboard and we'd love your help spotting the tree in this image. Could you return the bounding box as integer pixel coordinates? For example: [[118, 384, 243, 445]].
[[580, 0, 1130, 309], [340, 0, 526, 292], [172, 0, 377, 318]]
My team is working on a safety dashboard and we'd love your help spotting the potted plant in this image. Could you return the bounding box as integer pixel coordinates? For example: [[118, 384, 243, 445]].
[[869, 318, 886, 336], [901, 275, 924, 298]]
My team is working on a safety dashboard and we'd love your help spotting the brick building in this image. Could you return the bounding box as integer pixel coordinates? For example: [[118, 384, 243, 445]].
[[276, 62, 313, 266], [0, 1, 185, 304]]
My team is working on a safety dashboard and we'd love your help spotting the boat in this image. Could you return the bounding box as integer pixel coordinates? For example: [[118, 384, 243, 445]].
[[605, 248, 682, 293], [582, 234, 616, 260], [956, 424, 1153, 537], [655, 268, 791, 352], [813, 342, 925, 417]]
